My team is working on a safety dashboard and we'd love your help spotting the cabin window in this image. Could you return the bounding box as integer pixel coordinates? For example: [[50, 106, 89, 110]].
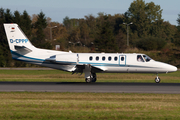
[[137, 55, 144, 62], [89, 56, 93, 61], [143, 55, 151, 62], [121, 57, 124, 61], [114, 57, 118, 61], [102, 56, 105, 61], [108, 56, 111, 61], [96, 56, 99, 61]]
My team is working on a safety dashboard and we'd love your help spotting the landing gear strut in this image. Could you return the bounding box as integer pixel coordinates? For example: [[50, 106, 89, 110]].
[[85, 72, 97, 83], [155, 74, 161, 83]]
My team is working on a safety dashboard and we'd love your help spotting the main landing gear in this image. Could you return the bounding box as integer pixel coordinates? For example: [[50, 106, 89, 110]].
[[155, 74, 161, 83], [83, 64, 97, 83], [85, 72, 96, 83]]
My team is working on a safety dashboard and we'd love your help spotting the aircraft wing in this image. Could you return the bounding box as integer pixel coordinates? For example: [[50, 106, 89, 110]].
[[73, 64, 105, 73]]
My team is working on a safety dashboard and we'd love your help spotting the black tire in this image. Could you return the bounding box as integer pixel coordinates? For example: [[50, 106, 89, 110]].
[[92, 78, 96, 82], [92, 73, 97, 82], [155, 77, 161, 83]]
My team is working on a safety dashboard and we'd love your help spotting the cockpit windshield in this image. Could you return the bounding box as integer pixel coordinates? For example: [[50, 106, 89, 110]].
[[143, 55, 152, 62]]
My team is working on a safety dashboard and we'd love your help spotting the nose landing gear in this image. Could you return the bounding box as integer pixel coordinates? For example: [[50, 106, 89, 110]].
[[155, 74, 161, 83]]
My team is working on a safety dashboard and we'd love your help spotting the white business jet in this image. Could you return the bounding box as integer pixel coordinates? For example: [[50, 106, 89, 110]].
[[4, 23, 177, 83]]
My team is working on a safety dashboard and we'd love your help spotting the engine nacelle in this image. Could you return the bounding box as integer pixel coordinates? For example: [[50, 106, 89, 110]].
[[56, 53, 77, 64]]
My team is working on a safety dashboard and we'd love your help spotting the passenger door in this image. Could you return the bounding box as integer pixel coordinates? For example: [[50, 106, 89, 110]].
[[119, 55, 126, 66]]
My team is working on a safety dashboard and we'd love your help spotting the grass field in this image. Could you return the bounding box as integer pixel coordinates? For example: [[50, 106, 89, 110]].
[[0, 69, 180, 83], [0, 69, 180, 120], [0, 92, 180, 120]]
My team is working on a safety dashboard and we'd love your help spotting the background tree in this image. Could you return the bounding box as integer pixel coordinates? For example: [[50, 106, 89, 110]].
[[125, 0, 163, 38], [20, 10, 32, 38], [63, 16, 71, 33], [31, 11, 52, 49], [84, 14, 97, 46], [0, 8, 6, 67], [95, 15, 118, 52], [0, 8, 14, 67], [174, 14, 180, 46], [13, 10, 21, 23], [79, 19, 89, 45], [4, 9, 13, 23]]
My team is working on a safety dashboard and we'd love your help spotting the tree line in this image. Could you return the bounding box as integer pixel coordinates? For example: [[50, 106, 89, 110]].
[[0, 0, 180, 67]]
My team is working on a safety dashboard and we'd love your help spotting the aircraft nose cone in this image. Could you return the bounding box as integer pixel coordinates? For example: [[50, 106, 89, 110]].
[[168, 65, 177, 72], [172, 66, 177, 72]]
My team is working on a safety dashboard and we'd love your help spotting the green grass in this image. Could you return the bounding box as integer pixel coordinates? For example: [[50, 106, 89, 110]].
[[0, 92, 180, 120], [0, 70, 180, 83]]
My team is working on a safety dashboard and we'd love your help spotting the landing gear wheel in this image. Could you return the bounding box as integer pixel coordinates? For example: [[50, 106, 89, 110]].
[[85, 78, 92, 83], [155, 77, 161, 83], [85, 73, 97, 83]]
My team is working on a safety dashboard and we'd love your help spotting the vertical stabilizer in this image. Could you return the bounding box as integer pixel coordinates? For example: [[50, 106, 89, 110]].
[[3, 23, 36, 52]]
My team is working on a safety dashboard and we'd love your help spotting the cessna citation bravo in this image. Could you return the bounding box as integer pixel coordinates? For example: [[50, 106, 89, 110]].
[[4, 23, 177, 83]]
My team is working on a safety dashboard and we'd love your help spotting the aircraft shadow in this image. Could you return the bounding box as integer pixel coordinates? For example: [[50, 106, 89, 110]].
[[0, 82, 179, 86]]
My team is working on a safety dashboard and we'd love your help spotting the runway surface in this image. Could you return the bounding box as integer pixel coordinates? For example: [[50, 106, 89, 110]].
[[0, 82, 180, 93]]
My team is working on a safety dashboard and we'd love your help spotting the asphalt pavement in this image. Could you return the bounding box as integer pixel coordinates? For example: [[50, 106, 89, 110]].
[[0, 82, 179, 93]]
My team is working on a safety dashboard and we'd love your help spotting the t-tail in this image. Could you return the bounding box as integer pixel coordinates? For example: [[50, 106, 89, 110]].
[[3, 23, 70, 70], [4, 23, 37, 58]]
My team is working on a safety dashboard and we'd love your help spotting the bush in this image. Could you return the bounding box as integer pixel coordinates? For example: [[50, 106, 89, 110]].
[[136, 37, 166, 51]]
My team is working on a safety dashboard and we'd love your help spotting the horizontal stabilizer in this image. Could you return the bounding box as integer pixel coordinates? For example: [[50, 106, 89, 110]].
[[15, 45, 32, 52]]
